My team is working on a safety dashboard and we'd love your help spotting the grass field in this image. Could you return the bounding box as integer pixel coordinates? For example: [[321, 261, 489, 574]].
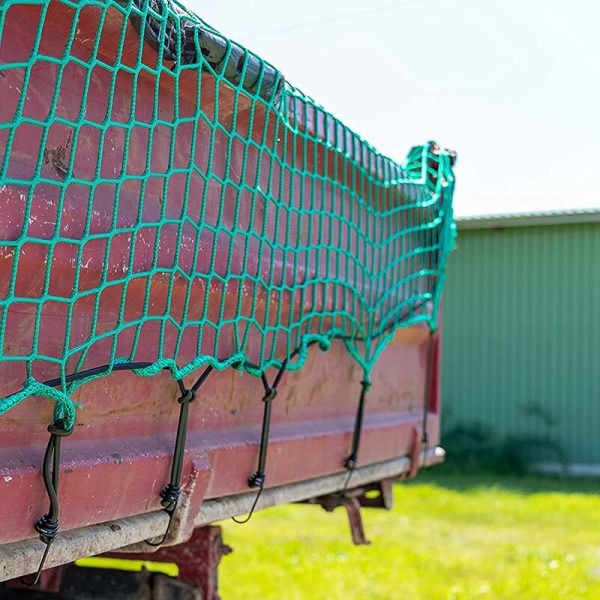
[[219, 470, 600, 599]]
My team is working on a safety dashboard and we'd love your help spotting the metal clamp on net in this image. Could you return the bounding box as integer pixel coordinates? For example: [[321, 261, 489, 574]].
[[145, 365, 213, 547], [21, 419, 73, 586]]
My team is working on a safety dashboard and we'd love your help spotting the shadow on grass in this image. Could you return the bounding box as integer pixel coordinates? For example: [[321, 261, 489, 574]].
[[408, 463, 600, 495]]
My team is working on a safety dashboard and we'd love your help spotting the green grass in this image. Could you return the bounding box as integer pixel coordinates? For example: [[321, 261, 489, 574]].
[[219, 470, 600, 599]]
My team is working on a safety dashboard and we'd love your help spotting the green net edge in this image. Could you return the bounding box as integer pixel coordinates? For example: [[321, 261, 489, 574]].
[[0, 0, 457, 429]]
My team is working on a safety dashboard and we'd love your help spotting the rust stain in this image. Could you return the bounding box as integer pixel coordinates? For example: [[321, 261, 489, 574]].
[[111, 452, 123, 465], [43, 131, 72, 180], [284, 383, 298, 414]]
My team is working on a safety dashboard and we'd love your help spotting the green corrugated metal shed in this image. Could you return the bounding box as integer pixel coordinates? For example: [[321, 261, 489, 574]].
[[442, 209, 600, 470]]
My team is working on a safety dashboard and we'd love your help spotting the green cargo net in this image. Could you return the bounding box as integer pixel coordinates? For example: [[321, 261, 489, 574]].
[[0, 0, 456, 429]]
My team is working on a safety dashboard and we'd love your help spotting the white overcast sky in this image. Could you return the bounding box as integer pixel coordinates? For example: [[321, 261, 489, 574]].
[[187, 0, 600, 217]]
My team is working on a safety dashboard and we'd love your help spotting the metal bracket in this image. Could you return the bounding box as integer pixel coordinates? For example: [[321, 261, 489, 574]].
[[301, 487, 377, 545], [409, 426, 422, 479], [300, 475, 406, 545], [104, 526, 232, 600], [341, 497, 370, 545], [355, 478, 395, 510]]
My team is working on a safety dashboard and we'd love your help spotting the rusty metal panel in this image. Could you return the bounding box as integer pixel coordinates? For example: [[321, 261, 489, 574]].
[[442, 221, 600, 465], [0, 329, 441, 549], [0, 449, 444, 581], [0, 1, 449, 577]]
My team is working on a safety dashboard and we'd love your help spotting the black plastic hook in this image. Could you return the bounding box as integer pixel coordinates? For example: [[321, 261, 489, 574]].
[[343, 379, 371, 492], [144, 366, 212, 547], [21, 419, 72, 586]]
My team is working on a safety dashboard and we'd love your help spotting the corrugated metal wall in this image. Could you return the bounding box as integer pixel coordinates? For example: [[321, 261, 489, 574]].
[[442, 221, 600, 465]]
